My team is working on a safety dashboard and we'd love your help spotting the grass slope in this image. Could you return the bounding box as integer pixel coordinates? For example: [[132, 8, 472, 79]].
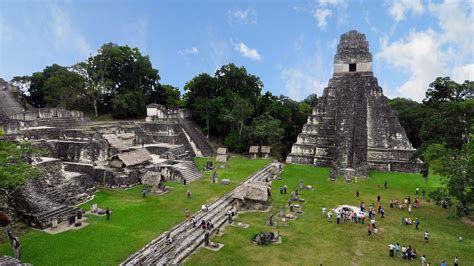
[[186, 164, 474, 266], [0, 156, 270, 265]]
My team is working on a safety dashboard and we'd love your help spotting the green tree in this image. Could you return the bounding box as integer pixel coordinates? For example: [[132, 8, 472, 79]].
[[303, 93, 319, 107], [424, 77, 473, 105], [222, 94, 253, 141], [250, 114, 284, 154], [89, 43, 161, 117], [161, 85, 183, 108], [423, 139, 474, 216], [0, 137, 41, 197], [42, 64, 84, 109]]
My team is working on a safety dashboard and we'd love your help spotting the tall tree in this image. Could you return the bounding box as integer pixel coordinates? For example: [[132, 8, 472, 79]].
[[222, 94, 253, 141], [73, 59, 107, 117], [423, 138, 474, 216]]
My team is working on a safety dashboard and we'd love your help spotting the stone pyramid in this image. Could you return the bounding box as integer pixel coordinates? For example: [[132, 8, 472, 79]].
[[286, 30, 421, 178]]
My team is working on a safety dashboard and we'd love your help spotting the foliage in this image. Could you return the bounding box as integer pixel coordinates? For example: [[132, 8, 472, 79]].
[[390, 77, 473, 151], [428, 187, 450, 206], [184, 65, 312, 156], [13, 43, 172, 117], [0, 138, 41, 192], [423, 139, 473, 216]]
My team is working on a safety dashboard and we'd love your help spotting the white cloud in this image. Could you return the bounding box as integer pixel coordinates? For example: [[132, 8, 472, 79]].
[[49, 5, 91, 57], [378, 0, 474, 101], [318, 0, 347, 7], [180, 47, 199, 55], [281, 68, 326, 101], [228, 8, 257, 25], [234, 42, 262, 61], [281, 41, 329, 101], [377, 29, 445, 101], [452, 64, 474, 83], [389, 0, 424, 22], [313, 9, 332, 29], [429, 1, 474, 56]]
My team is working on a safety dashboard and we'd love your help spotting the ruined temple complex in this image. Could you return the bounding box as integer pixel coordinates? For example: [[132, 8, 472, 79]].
[[0, 84, 214, 229], [286, 30, 421, 178]]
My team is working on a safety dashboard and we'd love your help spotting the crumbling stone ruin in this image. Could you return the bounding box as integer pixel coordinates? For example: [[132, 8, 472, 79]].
[[0, 82, 213, 229], [286, 30, 422, 178]]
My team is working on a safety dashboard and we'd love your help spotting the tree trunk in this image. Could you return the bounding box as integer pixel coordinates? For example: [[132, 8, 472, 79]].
[[93, 99, 98, 117]]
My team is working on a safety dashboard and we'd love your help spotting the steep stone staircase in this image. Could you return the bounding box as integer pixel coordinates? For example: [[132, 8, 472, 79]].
[[121, 161, 280, 265], [178, 119, 214, 157]]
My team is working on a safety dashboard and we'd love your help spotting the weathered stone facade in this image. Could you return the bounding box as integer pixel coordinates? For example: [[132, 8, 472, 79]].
[[286, 30, 422, 177]]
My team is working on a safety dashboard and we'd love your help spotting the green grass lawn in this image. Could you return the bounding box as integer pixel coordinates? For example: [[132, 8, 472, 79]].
[[186, 165, 474, 266], [0, 156, 271, 265]]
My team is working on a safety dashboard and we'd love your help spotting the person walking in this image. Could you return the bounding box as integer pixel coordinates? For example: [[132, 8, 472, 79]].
[[388, 242, 395, 257], [356, 190, 360, 198], [283, 185, 287, 194], [424, 230, 429, 242], [421, 255, 427, 266], [377, 195, 381, 202], [384, 181, 388, 189], [327, 210, 333, 222], [415, 218, 420, 230], [395, 243, 400, 257], [187, 190, 191, 199], [422, 190, 426, 199], [416, 187, 419, 195], [441, 260, 446, 266], [280, 185, 283, 194], [336, 211, 340, 224], [183, 178, 187, 185], [454, 256, 459, 266], [105, 207, 111, 221]]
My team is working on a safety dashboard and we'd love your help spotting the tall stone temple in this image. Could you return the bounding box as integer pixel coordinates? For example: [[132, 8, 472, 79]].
[[286, 30, 421, 178]]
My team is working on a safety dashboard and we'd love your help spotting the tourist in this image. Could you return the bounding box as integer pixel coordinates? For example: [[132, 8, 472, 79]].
[[395, 243, 400, 257], [105, 207, 110, 221], [390, 199, 393, 208], [367, 224, 372, 236], [424, 230, 429, 242], [283, 185, 287, 194], [142, 188, 146, 198], [415, 218, 420, 230], [192, 216, 197, 227], [280, 185, 283, 194], [384, 181, 388, 189], [183, 178, 187, 186], [327, 210, 333, 222], [416, 187, 419, 195], [185, 209, 190, 220], [454, 256, 459, 266], [141, 141, 144, 148], [380, 207, 385, 218], [200, 220, 206, 229], [298, 179, 303, 189], [408, 204, 412, 214], [388, 242, 395, 257], [377, 202, 381, 213], [322, 207, 326, 217], [422, 190, 426, 199], [421, 255, 427, 266], [401, 245, 407, 259], [361, 212, 365, 224], [336, 211, 340, 224], [166, 233, 172, 244], [187, 190, 191, 199], [356, 190, 359, 198], [441, 260, 446, 266]]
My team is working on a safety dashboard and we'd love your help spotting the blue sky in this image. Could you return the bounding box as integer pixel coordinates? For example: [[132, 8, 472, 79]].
[[1, 0, 473, 102]]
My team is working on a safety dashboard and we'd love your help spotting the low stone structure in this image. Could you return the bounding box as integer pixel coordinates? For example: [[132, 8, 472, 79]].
[[249, 146, 259, 159], [261, 146, 271, 158], [109, 149, 152, 168], [286, 30, 422, 178], [216, 147, 228, 162], [233, 181, 271, 210]]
